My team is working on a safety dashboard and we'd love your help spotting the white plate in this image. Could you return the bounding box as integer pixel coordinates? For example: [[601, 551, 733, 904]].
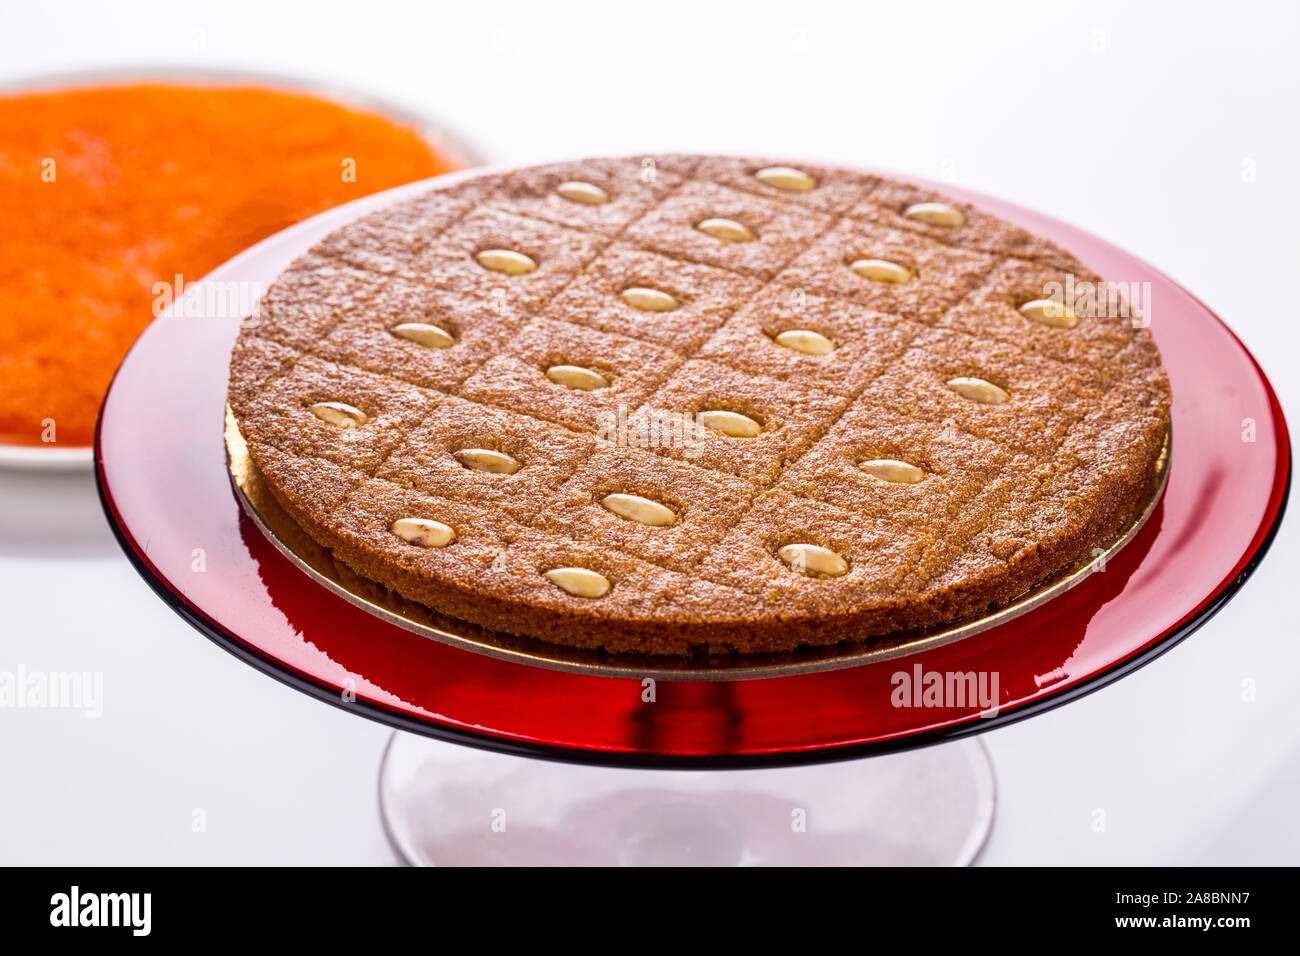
[[0, 444, 95, 471], [0, 66, 486, 473]]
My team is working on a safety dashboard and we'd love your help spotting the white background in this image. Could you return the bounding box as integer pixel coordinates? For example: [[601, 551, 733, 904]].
[[1, 0, 1297, 864]]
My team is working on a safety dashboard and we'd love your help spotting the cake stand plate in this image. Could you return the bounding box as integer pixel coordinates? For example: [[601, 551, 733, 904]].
[[96, 165, 1289, 865]]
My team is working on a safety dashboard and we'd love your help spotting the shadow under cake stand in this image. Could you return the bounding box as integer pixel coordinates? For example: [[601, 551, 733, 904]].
[[96, 168, 1290, 865]]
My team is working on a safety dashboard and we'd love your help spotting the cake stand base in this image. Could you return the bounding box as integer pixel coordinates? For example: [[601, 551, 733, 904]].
[[378, 733, 995, 866]]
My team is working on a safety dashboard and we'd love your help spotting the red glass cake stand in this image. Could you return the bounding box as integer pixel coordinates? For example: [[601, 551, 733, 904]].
[[96, 168, 1290, 866]]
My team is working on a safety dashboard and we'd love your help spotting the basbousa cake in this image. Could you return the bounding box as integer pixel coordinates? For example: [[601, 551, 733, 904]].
[[228, 155, 1170, 655]]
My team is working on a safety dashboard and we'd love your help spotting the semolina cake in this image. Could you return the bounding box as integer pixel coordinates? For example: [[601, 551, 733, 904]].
[[228, 155, 1170, 655]]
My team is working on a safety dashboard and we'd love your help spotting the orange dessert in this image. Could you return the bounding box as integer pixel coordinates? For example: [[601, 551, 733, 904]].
[[0, 83, 458, 446]]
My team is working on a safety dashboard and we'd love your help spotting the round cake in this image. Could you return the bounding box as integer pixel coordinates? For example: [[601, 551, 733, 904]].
[[227, 155, 1171, 656]]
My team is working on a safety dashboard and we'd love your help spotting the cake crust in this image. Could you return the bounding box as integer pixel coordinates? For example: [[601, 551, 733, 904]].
[[228, 155, 1171, 656]]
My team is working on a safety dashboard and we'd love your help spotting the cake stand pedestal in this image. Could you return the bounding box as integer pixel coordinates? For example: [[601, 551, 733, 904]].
[[378, 733, 994, 866]]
